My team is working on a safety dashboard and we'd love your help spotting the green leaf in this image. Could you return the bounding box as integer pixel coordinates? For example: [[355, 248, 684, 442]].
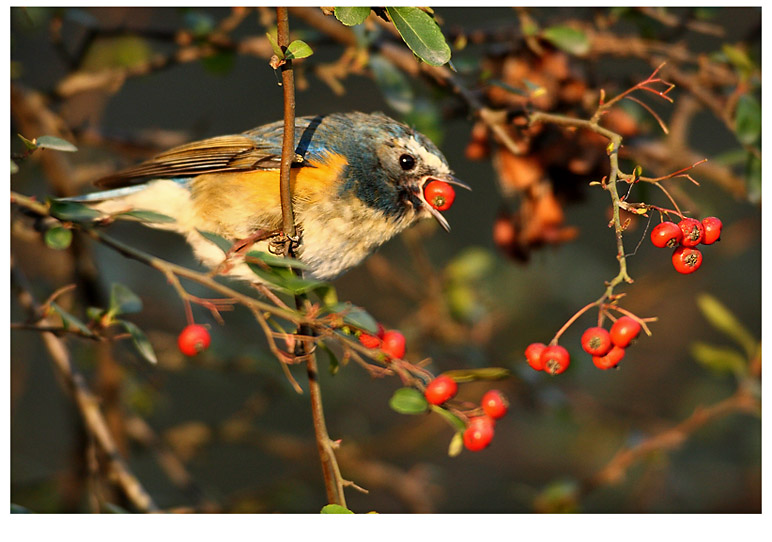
[[48, 199, 101, 222], [49, 302, 95, 337], [448, 431, 464, 457], [445, 247, 495, 282], [318, 341, 340, 376], [690, 342, 747, 376], [328, 302, 378, 334], [722, 43, 755, 78], [116, 209, 176, 223], [201, 50, 236, 75], [285, 40, 313, 60], [369, 54, 414, 114], [109, 283, 143, 316], [314, 284, 339, 307], [542, 25, 590, 56], [246, 250, 310, 270], [44, 226, 72, 250], [36, 135, 77, 152], [197, 229, 233, 255], [488, 79, 528, 97], [441, 367, 510, 383], [734, 94, 761, 145], [247, 264, 327, 295], [389, 387, 429, 415], [11, 160, 19, 174], [17, 133, 37, 150], [696, 293, 758, 359], [430, 404, 466, 431], [320, 504, 354, 514], [386, 7, 451, 67], [334, 6, 371, 26], [746, 151, 761, 204], [119, 320, 158, 364], [266, 32, 283, 58]]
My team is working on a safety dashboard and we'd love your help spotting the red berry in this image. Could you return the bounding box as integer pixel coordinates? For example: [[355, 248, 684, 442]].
[[424, 375, 458, 405], [609, 316, 641, 348], [381, 330, 406, 359], [592, 346, 626, 370], [650, 221, 683, 248], [423, 180, 456, 211], [481, 390, 508, 419], [678, 217, 704, 247], [581, 327, 612, 356], [177, 324, 211, 356], [525, 342, 547, 371], [542, 345, 570, 375], [672, 246, 703, 274], [358, 332, 381, 349], [701, 217, 723, 245], [463, 416, 495, 452]]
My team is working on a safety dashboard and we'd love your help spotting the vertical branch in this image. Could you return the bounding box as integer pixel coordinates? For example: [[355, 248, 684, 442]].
[[275, 7, 347, 508]]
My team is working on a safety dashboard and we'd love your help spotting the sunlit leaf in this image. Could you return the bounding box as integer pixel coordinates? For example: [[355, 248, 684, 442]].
[[386, 7, 451, 67], [690, 341, 747, 376], [119, 320, 157, 364], [696, 293, 758, 359], [722, 43, 755, 78], [44, 226, 72, 250], [36, 135, 77, 152], [369, 54, 414, 114], [542, 25, 590, 56], [431, 405, 467, 431], [448, 431, 464, 457], [17, 133, 37, 150], [320, 504, 354, 514], [389, 387, 429, 415], [266, 31, 283, 58], [11, 160, 19, 174], [334, 6, 371, 26], [441, 367, 510, 383], [285, 40, 313, 60]]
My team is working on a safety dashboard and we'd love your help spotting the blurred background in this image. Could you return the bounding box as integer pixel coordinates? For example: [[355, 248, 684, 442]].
[[10, 6, 761, 513]]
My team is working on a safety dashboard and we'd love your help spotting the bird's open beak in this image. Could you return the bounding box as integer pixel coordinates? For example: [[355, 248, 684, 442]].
[[417, 175, 471, 232]]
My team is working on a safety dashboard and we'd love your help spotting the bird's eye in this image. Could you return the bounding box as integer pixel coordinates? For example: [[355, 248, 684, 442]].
[[399, 154, 416, 171]]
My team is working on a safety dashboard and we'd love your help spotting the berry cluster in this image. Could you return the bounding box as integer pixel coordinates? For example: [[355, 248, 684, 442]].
[[525, 316, 643, 373], [423, 375, 509, 452], [358, 324, 407, 359], [651, 217, 722, 274]]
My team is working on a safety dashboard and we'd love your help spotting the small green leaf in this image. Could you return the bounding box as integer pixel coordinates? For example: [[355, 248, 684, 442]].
[[320, 504, 354, 514], [722, 44, 755, 78], [441, 367, 510, 383], [49, 302, 95, 337], [488, 79, 528, 97], [696, 293, 758, 359], [247, 263, 327, 295], [11, 160, 19, 174], [448, 431, 464, 457], [542, 25, 590, 56], [44, 226, 73, 250], [328, 302, 378, 334], [446, 247, 495, 282], [334, 6, 371, 26], [49, 199, 101, 222], [734, 94, 761, 145], [369, 54, 414, 114], [314, 284, 339, 307], [318, 342, 340, 376], [36, 135, 78, 152], [690, 342, 747, 376], [389, 387, 429, 415], [116, 209, 176, 223], [197, 229, 233, 255], [266, 32, 283, 58], [386, 7, 451, 67], [285, 40, 313, 60], [430, 404, 467, 431], [246, 250, 310, 270], [109, 283, 143, 316], [17, 133, 37, 150], [119, 320, 157, 364]]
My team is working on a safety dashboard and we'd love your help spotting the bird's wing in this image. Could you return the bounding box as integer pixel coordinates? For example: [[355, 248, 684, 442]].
[[95, 135, 288, 188]]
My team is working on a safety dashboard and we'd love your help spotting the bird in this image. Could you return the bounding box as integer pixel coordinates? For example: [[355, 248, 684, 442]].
[[69, 111, 468, 282]]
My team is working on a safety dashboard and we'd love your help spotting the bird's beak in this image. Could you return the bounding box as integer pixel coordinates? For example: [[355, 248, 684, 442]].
[[417, 174, 471, 233]]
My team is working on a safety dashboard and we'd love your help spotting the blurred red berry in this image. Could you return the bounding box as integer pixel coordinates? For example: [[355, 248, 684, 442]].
[[463, 416, 495, 452], [592, 346, 626, 370], [650, 221, 683, 248], [481, 390, 509, 419], [423, 180, 456, 211], [610, 316, 641, 348], [542, 345, 570, 375], [358, 332, 381, 349], [525, 342, 548, 371], [701, 217, 723, 245], [672, 246, 703, 274], [581, 327, 612, 356], [424, 375, 458, 405], [381, 330, 406, 359], [178, 324, 211, 356], [678, 217, 704, 247]]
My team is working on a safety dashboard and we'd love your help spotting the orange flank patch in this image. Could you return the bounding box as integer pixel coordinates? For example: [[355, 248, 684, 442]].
[[189, 152, 348, 238]]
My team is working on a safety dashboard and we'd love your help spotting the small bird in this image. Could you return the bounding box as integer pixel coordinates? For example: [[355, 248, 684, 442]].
[[71, 112, 467, 282]]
